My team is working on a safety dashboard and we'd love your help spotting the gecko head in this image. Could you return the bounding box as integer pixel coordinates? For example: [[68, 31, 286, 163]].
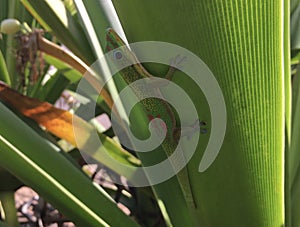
[[105, 28, 126, 51], [105, 28, 137, 68]]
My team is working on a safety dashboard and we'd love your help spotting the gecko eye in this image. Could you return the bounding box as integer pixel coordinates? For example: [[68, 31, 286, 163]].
[[113, 50, 123, 60]]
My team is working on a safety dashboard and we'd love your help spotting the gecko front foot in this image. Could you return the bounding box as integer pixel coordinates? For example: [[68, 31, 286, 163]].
[[180, 119, 208, 140]]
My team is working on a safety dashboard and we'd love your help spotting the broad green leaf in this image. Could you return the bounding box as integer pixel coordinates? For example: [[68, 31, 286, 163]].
[[112, 0, 285, 226], [0, 167, 22, 191]]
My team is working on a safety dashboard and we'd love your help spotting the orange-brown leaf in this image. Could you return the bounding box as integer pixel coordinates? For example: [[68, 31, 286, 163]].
[[0, 82, 87, 146]]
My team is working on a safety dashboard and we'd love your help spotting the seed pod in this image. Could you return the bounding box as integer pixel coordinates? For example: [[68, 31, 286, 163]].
[[0, 18, 21, 34]]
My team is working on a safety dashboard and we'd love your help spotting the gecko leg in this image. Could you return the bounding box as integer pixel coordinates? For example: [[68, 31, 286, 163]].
[[165, 55, 187, 80], [143, 55, 187, 88]]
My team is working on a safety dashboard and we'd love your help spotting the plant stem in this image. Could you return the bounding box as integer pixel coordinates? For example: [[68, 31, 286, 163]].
[[36, 31, 114, 110]]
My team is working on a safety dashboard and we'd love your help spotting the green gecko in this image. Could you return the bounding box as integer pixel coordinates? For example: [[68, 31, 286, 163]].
[[105, 28, 205, 212]]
